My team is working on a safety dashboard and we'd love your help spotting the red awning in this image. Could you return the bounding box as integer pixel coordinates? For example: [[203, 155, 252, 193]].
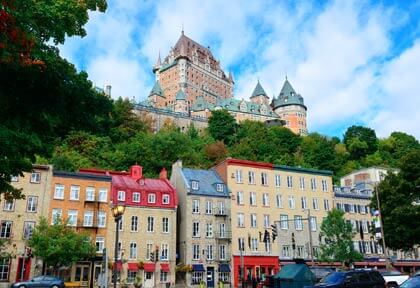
[[113, 262, 122, 271], [143, 263, 156, 272], [160, 263, 170, 272], [128, 263, 139, 271]]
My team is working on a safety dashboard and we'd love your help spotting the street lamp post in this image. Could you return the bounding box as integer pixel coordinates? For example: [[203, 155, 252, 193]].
[[304, 209, 314, 266], [112, 204, 125, 288]]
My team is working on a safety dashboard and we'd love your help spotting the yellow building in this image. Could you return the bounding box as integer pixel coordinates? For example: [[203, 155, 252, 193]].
[[0, 165, 52, 288], [213, 159, 333, 287]]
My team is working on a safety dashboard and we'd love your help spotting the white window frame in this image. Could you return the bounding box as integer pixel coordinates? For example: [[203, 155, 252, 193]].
[[162, 217, 169, 233], [288, 196, 295, 209], [250, 214, 257, 228], [192, 199, 200, 213], [276, 194, 283, 208], [0, 221, 12, 238], [251, 238, 258, 252], [237, 213, 244, 227], [3, 199, 14, 211], [129, 242, 137, 260], [67, 210, 78, 227], [30, 172, 41, 183], [147, 216, 154, 232], [191, 180, 199, 190], [54, 184, 64, 200], [248, 171, 255, 184], [131, 216, 138, 232], [275, 174, 281, 187], [261, 172, 268, 186], [299, 177, 305, 190], [219, 245, 226, 260], [52, 208, 62, 224], [250, 192, 256, 206], [324, 199, 330, 211], [83, 211, 94, 227], [162, 194, 170, 204], [280, 215, 288, 230], [70, 185, 80, 201], [205, 201, 213, 214], [98, 211, 106, 228], [310, 217, 317, 231], [295, 215, 303, 231], [86, 187, 95, 201], [262, 193, 269, 206], [313, 198, 319, 210], [311, 178, 317, 190], [117, 190, 126, 201], [193, 244, 200, 260], [235, 169, 243, 183], [301, 197, 307, 210], [98, 188, 108, 202], [148, 193, 156, 203], [161, 243, 169, 260], [206, 223, 213, 238], [236, 191, 244, 205], [322, 179, 328, 192], [132, 192, 141, 203], [263, 214, 270, 228], [193, 221, 200, 237], [216, 184, 223, 192], [287, 176, 293, 188], [26, 196, 38, 212]]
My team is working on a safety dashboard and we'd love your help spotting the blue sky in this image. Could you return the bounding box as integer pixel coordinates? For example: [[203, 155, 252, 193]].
[[60, 0, 420, 139]]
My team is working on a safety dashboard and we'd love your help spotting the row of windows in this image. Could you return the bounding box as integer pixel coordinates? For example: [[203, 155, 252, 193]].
[[191, 200, 226, 214], [192, 221, 228, 238], [236, 214, 318, 231], [191, 244, 228, 261], [3, 196, 39, 213], [191, 181, 223, 192], [234, 170, 329, 191], [51, 209, 107, 228], [236, 193, 330, 211], [10, 172, 41, 183], [336, 203, 370, 214], [113, 241, 170, 261], [0, 221, 35, 239], [54, 184, 108, 202], [117, 190, 171, 205], [118, 216, 170, 233]]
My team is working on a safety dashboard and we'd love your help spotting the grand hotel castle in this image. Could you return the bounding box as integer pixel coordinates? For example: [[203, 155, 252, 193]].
[[136, 31, 308, 135]]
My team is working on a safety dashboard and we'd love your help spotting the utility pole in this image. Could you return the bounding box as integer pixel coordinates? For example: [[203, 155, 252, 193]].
[[375, 184, 390, 270], [306, 209, 314, 266]]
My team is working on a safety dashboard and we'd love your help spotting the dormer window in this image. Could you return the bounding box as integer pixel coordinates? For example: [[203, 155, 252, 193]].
[[148, 193, 156, 203], [162, 194, 170, 204], [117, 191, 126, 201], [192, 181, 199, 190], [216, 184, 223, 192]]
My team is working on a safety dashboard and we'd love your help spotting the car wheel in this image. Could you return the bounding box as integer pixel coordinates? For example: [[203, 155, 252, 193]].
[[18, 285, 26, 288], [51, 285, 60, 288], [387, 283, 398, 288]]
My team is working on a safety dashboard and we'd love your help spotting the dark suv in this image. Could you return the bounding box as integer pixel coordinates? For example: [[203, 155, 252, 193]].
[[306, 270, 386, 288]]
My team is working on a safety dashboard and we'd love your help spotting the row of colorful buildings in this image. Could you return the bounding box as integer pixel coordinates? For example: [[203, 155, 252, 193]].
[[0, 161, 417, 288]]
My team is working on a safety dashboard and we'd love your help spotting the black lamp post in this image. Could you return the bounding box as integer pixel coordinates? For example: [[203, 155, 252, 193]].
[[112, 204, 125, 288]]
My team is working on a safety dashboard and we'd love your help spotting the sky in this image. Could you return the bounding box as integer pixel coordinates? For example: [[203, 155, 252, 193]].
[[59, 0, 420, 139]]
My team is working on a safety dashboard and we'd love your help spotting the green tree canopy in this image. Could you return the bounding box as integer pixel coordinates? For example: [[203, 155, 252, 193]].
[[371, 150, 420, 250], [319, 208, 363, 263], [344, 125, 378, 160], [207, 109, 237, 145], [29, 218, 95, 269]]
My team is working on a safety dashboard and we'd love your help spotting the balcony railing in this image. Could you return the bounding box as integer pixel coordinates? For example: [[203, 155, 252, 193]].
[[214, 207, 229, 216], [215, 230, 232, 239]]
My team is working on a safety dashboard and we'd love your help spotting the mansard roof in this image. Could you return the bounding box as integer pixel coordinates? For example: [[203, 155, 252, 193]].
[[251, 80, 268, 98], [215, 98, 278, 117], [181, 168, 229, 197], [149, 81, 165, 97], [272, 79, 306, 110]]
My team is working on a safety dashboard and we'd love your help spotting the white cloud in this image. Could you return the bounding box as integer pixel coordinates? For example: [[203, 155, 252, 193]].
[[59, 0, 420, 139], [370, 40, 420, 138]]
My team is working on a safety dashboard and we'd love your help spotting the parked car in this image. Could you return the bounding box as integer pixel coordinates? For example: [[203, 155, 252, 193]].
[[381, 270, 410, 288], [304, 270, 386, 288], [11, 276, 65, 288], [310, 267, 336, 283], [400, 274, 420, 288]]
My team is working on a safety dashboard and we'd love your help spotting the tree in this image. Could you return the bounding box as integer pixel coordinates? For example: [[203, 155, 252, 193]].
[[0, 1, 110, 199], [319, 208, 363, 263], [343, 125, 378, 160], [371, 150, 420, 251], [207, 109, 237, 145], [29, 218, 95, 271]]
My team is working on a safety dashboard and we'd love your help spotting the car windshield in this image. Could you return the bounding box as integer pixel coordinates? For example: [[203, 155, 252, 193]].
[[400, 277, 420, 288], [320, 272, 345, 284]]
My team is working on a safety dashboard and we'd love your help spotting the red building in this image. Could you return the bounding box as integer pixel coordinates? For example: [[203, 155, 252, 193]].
[[80, 165, 178, 288]]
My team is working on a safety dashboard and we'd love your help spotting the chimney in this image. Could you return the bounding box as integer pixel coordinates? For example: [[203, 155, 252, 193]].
[[129, 165, 142, 181], [105, 85, 111, 97], [159, 167, 167, 179]]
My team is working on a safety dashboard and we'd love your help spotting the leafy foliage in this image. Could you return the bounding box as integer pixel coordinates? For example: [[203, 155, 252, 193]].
[[371, 150, 420, 250], [344, 125, 378, 160], [29, 218, 95, 269], [207, 109, 237, 145], [319, 208, 363, 263]]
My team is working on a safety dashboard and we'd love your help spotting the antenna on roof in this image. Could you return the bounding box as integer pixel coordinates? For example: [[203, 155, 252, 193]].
[[181, 23, 184, 35]]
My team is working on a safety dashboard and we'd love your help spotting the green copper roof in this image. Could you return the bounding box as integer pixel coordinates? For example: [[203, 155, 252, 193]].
[[272, 79, 306, 110], [191, 96, 215, 111], [176, 89, 186, 100], [149, 81, 164, 97], [251, 81, 268, 98]]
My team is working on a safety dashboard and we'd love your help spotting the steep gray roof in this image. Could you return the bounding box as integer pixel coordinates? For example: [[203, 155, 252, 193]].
[[272, 79, 306, 110], [149, 81, 165, 97], [175, 89, 186, 100], [181, 168, 229, 197], [251, 80, 268, 98]]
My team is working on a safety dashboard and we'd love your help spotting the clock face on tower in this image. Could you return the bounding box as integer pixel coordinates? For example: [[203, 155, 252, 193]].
[[139, 178, 145, 186]]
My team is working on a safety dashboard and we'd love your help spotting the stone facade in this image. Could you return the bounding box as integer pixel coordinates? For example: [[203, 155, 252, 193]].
[[213, 159, 334, 287], [170, 161, 232, 287], [0, 165, 52, 288]]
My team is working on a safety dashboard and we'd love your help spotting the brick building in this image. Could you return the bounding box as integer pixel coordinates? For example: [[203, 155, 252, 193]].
[[49, 170, 112, 287], [0, 165, 52, 288]]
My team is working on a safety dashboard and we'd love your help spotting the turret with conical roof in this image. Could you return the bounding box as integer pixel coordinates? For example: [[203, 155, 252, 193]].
[[148, 81, 165, 108], [174, 89, 188, 113], [250, 80, 269, 105], [271, 78, 308, 135]]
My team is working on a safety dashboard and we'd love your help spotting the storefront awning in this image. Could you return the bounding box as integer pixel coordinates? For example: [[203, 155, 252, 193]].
[[144, 263, 156, 272], [219, 264, 230, 272], [113, 262, 122, 271], [128, 263, 139, 271], [160, 263, 170, 272], [192, 264, 205, 272]]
